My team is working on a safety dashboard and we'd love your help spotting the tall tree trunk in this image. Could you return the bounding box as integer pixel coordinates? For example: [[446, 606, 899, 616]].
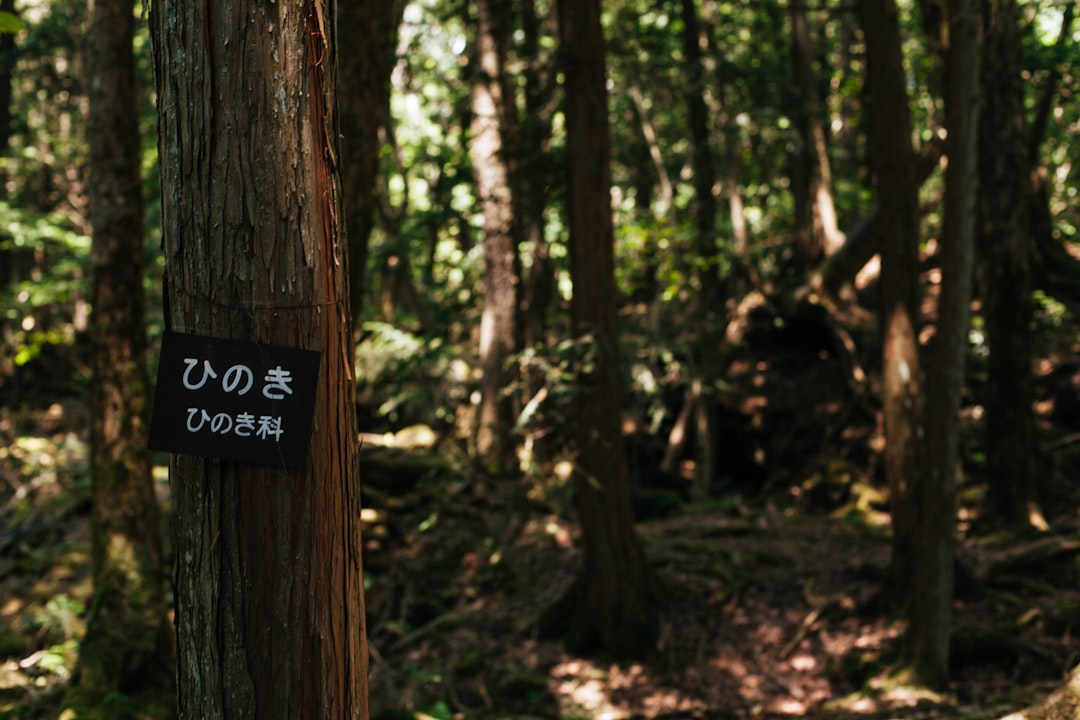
[[679, 0, 721, 500], [519, 0, 556, 355], [150, 1, 369, 717], [0, 0, 19, 382], [916, 0, 950, 106], [339, 0, 403, 334], [471, 0, 520, 472], [979, 0, 1042, 527], [790, 1, 842, 264], [702, 1, 753, 283], [72, 0, 174, 710], [543, 0, 658, 658], [0, 0, 14, 175], [858, 0, 925, 602], [913, 0, 981, 688]]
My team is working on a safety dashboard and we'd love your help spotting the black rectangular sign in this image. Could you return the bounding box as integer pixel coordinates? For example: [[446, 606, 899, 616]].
[[149, 330, 321, 469]]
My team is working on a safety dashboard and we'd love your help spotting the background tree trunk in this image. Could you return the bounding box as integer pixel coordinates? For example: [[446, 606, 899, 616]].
[[912, 0, 981, 688], [339, 0, 403, 333], [471, 0, 520, 472], [857, 0, 925, 602], [679, 0, 721, 500], [150, 1, 369, 717], [543, 0, 659, 658], [978, 0, 1041, 527], [518, 0, 556, 345], [789, 1, 842, 264], [72, 0, 174, 709]]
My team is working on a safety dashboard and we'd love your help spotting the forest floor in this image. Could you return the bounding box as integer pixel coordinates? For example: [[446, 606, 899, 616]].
[[357, 444, 1080, 720], [2, 398, 1080, 719]]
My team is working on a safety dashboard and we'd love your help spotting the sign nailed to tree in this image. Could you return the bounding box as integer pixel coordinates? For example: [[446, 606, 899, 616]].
[[149, 330, 321, 469]]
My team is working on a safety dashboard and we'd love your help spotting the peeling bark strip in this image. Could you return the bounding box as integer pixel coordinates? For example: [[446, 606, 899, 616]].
[[149, 1, 369, 718]]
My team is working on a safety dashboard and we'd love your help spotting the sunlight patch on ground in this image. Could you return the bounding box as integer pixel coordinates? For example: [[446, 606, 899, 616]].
[[550, 659, 705, 719]]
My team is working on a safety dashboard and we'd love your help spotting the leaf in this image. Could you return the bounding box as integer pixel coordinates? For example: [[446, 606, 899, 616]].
[[0, 11, 22, 34]]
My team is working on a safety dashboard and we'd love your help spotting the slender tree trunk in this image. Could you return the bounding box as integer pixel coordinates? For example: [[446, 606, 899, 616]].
[[0, 0, 19, 381], [790, 1, 842, 264], [916, 0, 950, 105], [913, 0, 981, 688], [679, 0, 722, 500], [858, 0, 925, 601], [72, 0, 174, 710], [150, 2, 369, 717], [702, 1, 753, 284], [0, 0, 13, 173], [339, 0, 403, 335], [519, 0, 556, 355], [471, 0, 520, 471], [543, 0, 658, 658], [979, 0, 1042, 527]]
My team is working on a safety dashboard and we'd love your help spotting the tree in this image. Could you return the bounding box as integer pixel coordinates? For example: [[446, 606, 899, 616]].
[[978, 0, 1042, 528], [518, 0, 557, 392], [149, 1, 369, 717], [789, 0, 842, 264], [470, 0, 521, 471], [913, 0, 981, 687], [338, 0, 403, 331], [858, 0, 925, 603], [70, 0, 174, 711], [541, 0, 659, 658], [679, 0, 724, 501]]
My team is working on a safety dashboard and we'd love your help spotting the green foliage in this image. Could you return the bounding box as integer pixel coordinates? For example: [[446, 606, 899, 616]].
[[356, 322, 469, 430], [0, 11, 21, 34], [34, 594, 83, 644], [0, 202, 89, 370]]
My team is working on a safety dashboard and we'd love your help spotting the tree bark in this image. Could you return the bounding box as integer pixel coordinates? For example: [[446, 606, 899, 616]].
[[858, 0, 925, 603], [471, 0, 521, 472], [789, 0, 842, 264], [150, 1, 369, 717], [545, 0, 659, 657], [339, 0, 403, 334], [979, 0, 1042, 527], [518, 0, 556, 358], [679, 0, 722, 500], [73, 0, 174, 709], [912, 0, 981, 688]]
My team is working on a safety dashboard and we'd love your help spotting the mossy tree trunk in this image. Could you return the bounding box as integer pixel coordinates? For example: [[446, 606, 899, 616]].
[[72, 0, 174, 711], [150, 1, 369, 717]]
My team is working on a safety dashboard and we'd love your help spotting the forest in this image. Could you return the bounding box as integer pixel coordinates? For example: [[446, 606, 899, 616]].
[[1, 0, 1080, 717]]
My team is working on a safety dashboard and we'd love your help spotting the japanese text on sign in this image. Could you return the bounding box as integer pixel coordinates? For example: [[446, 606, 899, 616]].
[[148, 331, 321, 469]]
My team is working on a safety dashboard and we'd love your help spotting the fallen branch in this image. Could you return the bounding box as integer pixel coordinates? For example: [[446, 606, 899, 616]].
[[974, 536, 1080, 584]]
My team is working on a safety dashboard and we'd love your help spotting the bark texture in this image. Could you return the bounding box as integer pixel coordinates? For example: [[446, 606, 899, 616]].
[[76, 0, 174, 707], [680, 0, 721, 500], [789, 1, 842, 264], [150, 2, 368, 717], [471, 0, 520, 471], [978, 0, 1041, 526], [546, 0, 659, 657], [858, 0, 925, 600], [913, 0, 981, 688], [339, 0, 402, 330]]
